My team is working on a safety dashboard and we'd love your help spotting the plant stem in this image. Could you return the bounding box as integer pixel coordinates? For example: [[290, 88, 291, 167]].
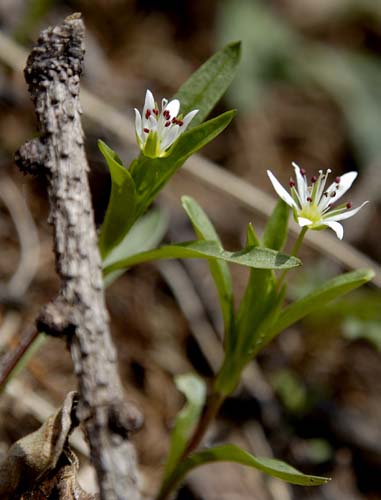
[[156, 391, 224, 500], [276, 227, 307, 291], [0, 327, 40, 392]]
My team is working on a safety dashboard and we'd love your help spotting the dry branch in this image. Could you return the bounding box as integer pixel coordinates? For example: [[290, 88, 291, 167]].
[[15, 14, 140, 500]]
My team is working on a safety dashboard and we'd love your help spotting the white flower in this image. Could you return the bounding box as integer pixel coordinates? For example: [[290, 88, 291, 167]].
[[267, 163, 368, 240], [134, 89, 199, 158]]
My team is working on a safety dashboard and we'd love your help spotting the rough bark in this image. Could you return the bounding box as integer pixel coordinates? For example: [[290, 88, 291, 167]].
[[15, 14, 141, 500]]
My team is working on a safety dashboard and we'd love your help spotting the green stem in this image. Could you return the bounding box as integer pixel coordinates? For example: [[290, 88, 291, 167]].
[[276, 227, 307, 291], [156, 391, 224, 500]]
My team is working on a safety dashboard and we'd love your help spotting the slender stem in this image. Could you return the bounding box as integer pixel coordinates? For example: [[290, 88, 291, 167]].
[[0, 326, 40, 391], [156, 391, 224, 500], [276, 227, 307, 292], [182, 392, 224, 459]]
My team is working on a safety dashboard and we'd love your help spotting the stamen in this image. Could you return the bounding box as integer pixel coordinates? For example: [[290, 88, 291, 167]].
[[311, 175, 318, 183], [177, 120, 183, 126], [143, 128, 149, 133], [307, 196, 312, 202], [324, 192, 328, 197], [165, 121, 171, 127], [330, 191, 336, 198], [153, 109, 159, 116], [145, 109, 151, 119], [335, 176, 341, 184], [300, 168, 306, 176], [163, 110, 171, 120], [289, 178, 296, 188], [346, 202, 352, 209]]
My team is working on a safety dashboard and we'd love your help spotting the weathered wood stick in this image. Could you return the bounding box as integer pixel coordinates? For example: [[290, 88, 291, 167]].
[[15, 14, 141, 500]]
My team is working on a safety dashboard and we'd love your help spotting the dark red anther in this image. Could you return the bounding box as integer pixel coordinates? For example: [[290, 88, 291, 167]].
[[330, 191, 336, 197], [311, 175, 317, 183], [324, 191, 328, 197], [165, 121, 171, 127], [300, 168, 306, 176], [346, 202, 352, 209], [145, 109, 151, 119], [163, 110, 170, 120], [153, 108, 159, 116], [335, 176, 341, 184], [307, 196, 312, 202], [172, 117, 177, 124], [177, 120, 183, 126], [289, 178, 295, 188], [143, 127, 150, 133], [328, 203, 333, 208]]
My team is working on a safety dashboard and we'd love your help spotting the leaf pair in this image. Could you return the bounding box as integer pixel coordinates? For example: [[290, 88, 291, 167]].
[[158, 373, 328, 500]]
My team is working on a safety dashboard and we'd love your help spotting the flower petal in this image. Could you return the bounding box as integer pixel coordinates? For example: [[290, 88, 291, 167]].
[[267, 170, 297, 208], [292, 162, 307, 202], [324, 220, 344, 240], [324, 201, 369, 222], [297, 217, 313, 227], [160, 125, 181, 151], [144, 89, 155, 113], [182, 109, 199, 131], [134, 108, 143, 143], [164, 99, 180, 118]]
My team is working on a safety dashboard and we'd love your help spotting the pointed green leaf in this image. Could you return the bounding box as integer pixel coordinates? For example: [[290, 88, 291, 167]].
[[246, 223, 261, 247], [163, 374, 206, 482], [103, 240, 301, 276], [98, 140, 136, 259], [158, 444, 329, 497], [181, 196, 233, 339], [174, 41, 241, 127], [262, 200, 289, 251], [130, 111, 235, 220], [264, 269, 375, 347], [103, 208, 169, 286]]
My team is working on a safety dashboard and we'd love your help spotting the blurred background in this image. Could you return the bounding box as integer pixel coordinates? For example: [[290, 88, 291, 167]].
[[0, 1, 381, 499]]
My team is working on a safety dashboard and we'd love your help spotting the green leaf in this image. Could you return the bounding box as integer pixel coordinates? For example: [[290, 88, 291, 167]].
[[262, 200, 289, 251], [174, 41, 241, 128], [159, 444, 329, 497], [181, 196, 233, 340], [246, 223, 261, 247], [163, 374, 206, 482], [264, 269, 375, 347], [103, 240, 301, 276], [130, 111, 235, 220], [98, 140, 136, 259], [103, 208, 169, 286]]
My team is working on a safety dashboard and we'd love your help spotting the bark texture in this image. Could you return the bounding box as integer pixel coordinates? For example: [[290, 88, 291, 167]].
[[15, 14, 141, 500]]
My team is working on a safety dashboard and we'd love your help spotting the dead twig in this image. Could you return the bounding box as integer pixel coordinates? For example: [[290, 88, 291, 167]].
[[15, 14, 140, 500]]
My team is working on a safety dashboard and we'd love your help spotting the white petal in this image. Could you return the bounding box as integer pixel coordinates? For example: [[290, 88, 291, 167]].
[[321, 172, 358, 209], [181, 109, 199, 131], [324, 220, 344, 240], [267, 170, 297, 208], [160, 125, 180, 150], [134, 109, 143, 142], [144, 89, 155, 113], [164, 99, 180, 118], [297, 217, 313, 227], [148, 115, 157, 131], [292, 162, 307, 201], [324, 201, 369, 222]]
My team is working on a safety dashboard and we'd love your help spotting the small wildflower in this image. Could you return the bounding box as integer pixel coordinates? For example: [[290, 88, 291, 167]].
[[267, 163, 368, 240], [134, 89, 198, 158]]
